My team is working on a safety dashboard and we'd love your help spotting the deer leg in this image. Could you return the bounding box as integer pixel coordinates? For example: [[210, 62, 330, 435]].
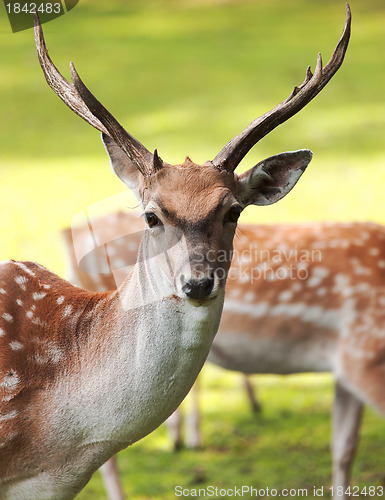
[[332, 382, 364, 497], [185, 380, 202, 449], [99, 456, 125, 500], [166, 407, 184, 451], [243, 376, 262, 413]]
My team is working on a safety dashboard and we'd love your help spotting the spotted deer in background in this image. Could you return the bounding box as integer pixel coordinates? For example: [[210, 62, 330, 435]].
[[64, 209, 385, 500], [0, 7, 350, 500]]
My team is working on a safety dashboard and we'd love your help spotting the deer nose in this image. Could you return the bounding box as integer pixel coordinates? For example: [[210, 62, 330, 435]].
[[181, 275, 215, 300]]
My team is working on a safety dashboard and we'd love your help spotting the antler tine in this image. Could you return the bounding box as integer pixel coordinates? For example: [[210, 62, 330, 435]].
[[212, 4, 351, 173], [34, 13, 155, 177]]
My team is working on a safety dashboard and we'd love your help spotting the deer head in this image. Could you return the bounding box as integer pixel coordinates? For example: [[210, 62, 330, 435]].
[[34, 5, 350, 302]]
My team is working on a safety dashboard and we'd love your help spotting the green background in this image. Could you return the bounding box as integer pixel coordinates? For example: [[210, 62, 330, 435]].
[[1, 0, 384, 498]]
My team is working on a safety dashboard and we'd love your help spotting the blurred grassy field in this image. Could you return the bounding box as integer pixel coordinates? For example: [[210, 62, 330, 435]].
[[76, 367, 385, 500], [1, 0, 385, 498], [1, 0, 385, 273]]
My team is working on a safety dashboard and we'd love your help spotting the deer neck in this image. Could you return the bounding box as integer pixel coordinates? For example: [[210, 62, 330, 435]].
[[49, 235, 225, 453]]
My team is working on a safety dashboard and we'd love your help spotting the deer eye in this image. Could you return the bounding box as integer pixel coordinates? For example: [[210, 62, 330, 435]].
[[226, 206, 242, 224], [145, 212, 161, 228]]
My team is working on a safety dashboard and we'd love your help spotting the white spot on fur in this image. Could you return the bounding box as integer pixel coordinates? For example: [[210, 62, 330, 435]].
[[307, 266, 330, 287], [225, 299, 340, 329], [354, 266, 371, 276], [43, 284, 51, 289], [32, 317, 49, 328], [0, 328, 4, 337], [127, 241, 138, 252], [328, 239, 342, 248], [26, 311, 34, 319], [0, 288, 6, 295], [34, 353, 48, 365], [369, 247, 380, 256], [238, 255, 252, 266], [63, 304, 73, 317], [271, 302, 305, 318], [333, 274, 350, 293], [57, 296, 65, 305], [279, 290, 293, 302], [16, 299, 23, 306], [338, 239, 350, 249], [224, 300, 269, 318], [9, 341, 23, 351], [15, 275, 28, 290], [33, 291, 47, 300], [291, 282, 302, 292], [243, 291, 255, 302], [0, 410, 18, 422], [34, 344, 62, 364], [46, 344, 63, 363], [15, 262, 36, 277], [0, 370, 20, 391], [2, 313, 13, 323], [113, 258, 126, 268], [317, 287, 327, 297], [227, 287, 241, 299], [311, 241, 327, 249], [1, 394, 14, 402], [378, 260, 385, 269], [354, 283, 370, 293], [106, 245, 117, 257]]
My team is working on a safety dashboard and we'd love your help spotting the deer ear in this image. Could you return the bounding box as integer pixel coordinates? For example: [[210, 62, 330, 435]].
[[102, 133, 142, 199], [237, 150, 312, 207]]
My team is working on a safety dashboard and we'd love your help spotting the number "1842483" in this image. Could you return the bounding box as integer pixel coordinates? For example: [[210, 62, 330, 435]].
[[6, 3, 62, 14]]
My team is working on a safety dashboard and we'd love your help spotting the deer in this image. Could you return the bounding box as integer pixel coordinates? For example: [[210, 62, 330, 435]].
[[64, 212, 385, 500], [0, 6, 350, 499]]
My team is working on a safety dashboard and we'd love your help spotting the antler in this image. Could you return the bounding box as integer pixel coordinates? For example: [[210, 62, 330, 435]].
[[212, 4, 351, 173], [33, 14, 161, 177]]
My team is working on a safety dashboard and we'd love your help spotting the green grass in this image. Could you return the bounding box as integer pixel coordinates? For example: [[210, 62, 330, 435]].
[[76, 367, 385, 500], [1, 0, 385, 498]]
